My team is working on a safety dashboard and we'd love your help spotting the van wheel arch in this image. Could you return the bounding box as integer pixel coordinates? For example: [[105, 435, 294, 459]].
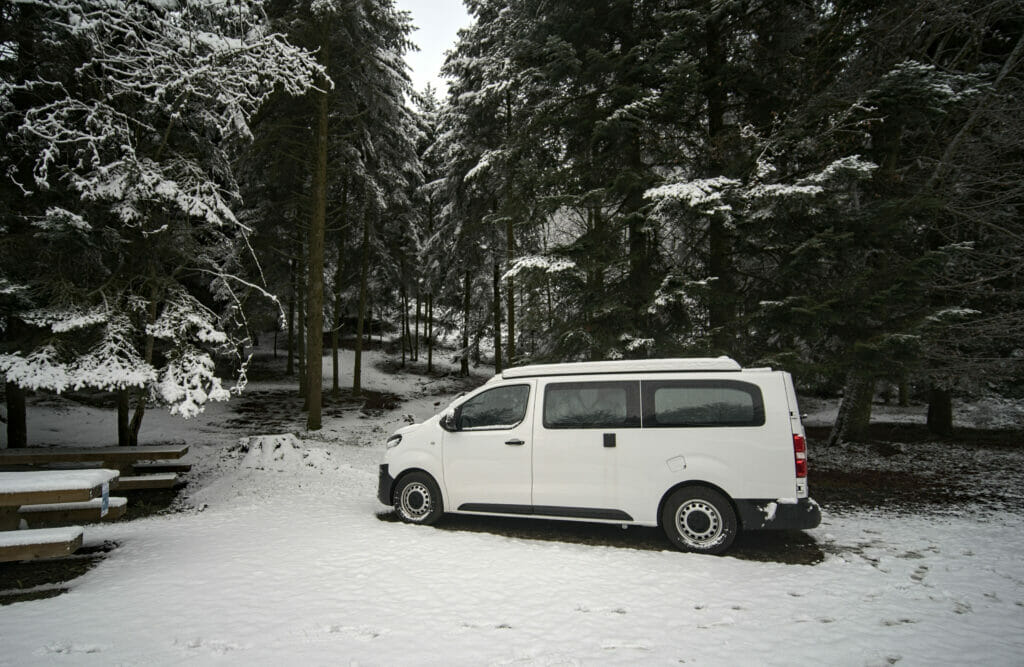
[[658, 483, 741, 555], [658, 481, 739, 526], [392, 469, 445, 525]]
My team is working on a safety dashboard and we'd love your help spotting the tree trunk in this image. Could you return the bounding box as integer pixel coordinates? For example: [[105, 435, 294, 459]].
[[827, 369, 876, 446], [331, 184, 348, 398], [117, 390, 130, 446], [305, 49, 329, 432], [4, 382, 27, 448], [427, 293, 434, 373], [505, 216, 516, 365], [331, 297, 340, 398], [400, 283, 408, 367], [297, 253, 307, 402], [898, 378, 909, 408], [286, 258, 296, 376], [461, 271, 470, 376], [414, 292, 420, 362], [493, 259, 503, 373], [704, 18, 735, 355], [353, 206, 371, 397], [128, 274, 160, 447], [927, 387, 953, 436]]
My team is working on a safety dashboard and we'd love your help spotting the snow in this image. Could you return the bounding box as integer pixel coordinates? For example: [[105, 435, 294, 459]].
[[1, 351, 1023, 664], [0, 527, 83, 549], [0, 469, 117, 495]]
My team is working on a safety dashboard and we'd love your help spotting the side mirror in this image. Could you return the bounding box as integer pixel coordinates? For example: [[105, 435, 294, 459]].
[[440, 408, 459, 432]]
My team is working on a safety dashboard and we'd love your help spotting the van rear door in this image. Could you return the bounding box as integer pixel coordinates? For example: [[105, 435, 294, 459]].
[[781, 372, 809, 498]]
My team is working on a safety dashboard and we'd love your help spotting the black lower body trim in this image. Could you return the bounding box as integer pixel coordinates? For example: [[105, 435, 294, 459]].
[[734, 497, 821, 531], [377, 464, 394, 505], [458, 503, 633, 522]]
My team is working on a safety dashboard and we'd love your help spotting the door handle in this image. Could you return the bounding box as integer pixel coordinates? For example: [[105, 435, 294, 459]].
[[505, 439, 525, 446], [603, 433, 616, 448]]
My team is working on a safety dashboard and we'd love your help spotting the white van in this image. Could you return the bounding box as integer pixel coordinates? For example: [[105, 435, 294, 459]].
[[377, 357, 820, 554]]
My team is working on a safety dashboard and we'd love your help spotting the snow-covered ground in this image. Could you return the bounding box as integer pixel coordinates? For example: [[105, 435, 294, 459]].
[[2, 351, 1023, 665]]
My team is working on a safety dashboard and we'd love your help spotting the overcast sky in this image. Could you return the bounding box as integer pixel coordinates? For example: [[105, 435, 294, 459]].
[[395, 0, 473, 97]]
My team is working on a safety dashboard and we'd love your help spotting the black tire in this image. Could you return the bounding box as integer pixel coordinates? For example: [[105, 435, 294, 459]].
[[393, 472, 444, 525], [661, 486, 737, 555]]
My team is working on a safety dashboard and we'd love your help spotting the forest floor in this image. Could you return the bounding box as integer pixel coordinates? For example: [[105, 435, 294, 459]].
[[1, 348, 1022, 664]]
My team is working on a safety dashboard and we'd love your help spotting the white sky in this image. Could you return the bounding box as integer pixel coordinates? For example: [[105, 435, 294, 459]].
[[395, 0, 473, 97]]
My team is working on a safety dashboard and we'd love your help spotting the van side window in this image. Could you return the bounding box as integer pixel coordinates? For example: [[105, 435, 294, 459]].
[[642, 380, 765, 427], [457, 384, 530, 431], [543, 381, 641, 429]]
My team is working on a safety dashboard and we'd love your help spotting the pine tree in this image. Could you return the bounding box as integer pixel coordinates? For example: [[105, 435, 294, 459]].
[[0, 0, 320, 445]]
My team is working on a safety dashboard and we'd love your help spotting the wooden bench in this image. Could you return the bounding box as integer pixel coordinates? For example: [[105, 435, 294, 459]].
[[0, 526, 84, 562], [18, 496, 128, 528], [114, 473, 180, 491], [0, 469, 119, 561], [0, 445, 189, 476], [132, 462, 192, 474]]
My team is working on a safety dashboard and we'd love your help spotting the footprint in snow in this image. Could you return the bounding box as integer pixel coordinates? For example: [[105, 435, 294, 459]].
[[42, 643, 103, 656], [177, 638, 240, 654], [326, 625, 384, 641], [881, 618, 917, 627], [601, 640, 651, 651], [910, 565, 928, 582]]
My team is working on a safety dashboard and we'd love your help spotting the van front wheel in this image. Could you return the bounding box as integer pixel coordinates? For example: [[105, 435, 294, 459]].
[[394, 472, 444, 525], [661, 486, 737, 555]]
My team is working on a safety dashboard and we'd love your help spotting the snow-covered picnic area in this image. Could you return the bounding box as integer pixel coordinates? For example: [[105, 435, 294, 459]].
[[1, 350, 1022, 666]]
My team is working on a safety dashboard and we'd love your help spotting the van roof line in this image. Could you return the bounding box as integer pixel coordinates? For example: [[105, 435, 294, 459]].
[[500, 357, 743, 380]]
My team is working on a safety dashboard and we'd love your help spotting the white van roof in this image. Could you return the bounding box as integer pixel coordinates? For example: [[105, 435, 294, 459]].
[[500, 357, 742, 380]]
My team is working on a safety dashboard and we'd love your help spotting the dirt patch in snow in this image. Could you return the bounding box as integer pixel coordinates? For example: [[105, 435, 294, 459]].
[[220, 388, 402, 434], [807, 424, 1024, 514]]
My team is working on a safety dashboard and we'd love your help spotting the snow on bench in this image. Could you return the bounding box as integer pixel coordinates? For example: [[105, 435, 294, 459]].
[[19, 496, 128, 527], [0, 469, 119, 531], [0, 469, 119, 506], [0, 526, 84, 563]]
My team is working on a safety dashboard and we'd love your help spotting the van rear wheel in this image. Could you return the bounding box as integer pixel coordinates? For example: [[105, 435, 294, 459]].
[[661, 486, 737, 555], [394, 472, 444, 525]]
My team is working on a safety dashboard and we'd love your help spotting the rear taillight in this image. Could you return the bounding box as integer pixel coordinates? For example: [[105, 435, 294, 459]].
[[793, 434, 807, 478]]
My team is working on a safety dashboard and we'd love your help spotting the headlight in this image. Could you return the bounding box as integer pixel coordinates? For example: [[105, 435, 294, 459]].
[[386, 434, 402, 449]]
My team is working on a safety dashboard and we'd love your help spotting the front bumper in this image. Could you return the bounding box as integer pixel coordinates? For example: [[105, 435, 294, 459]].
[[377, 464, 395, 506], [735, 497, 822, 531]]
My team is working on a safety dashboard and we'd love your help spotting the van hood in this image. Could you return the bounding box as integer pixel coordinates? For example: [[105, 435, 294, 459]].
[[390, 412, 442, 438]]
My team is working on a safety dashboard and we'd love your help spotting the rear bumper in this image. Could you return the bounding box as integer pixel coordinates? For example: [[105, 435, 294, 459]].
[[735, 497, 822, 531], [377, 464, 394, 506]]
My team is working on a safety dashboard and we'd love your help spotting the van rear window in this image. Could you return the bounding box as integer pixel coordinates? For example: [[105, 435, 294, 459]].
[[543, 381, 641, 429], [642, 380, 765, 427]]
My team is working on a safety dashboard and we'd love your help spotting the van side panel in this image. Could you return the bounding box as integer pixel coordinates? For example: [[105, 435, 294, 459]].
[[619, 373, 798, 525]]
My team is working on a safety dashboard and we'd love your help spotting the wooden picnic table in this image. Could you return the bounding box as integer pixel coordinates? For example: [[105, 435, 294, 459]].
[[0, 445, 190, 490], [0, 468, 119, 562]]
